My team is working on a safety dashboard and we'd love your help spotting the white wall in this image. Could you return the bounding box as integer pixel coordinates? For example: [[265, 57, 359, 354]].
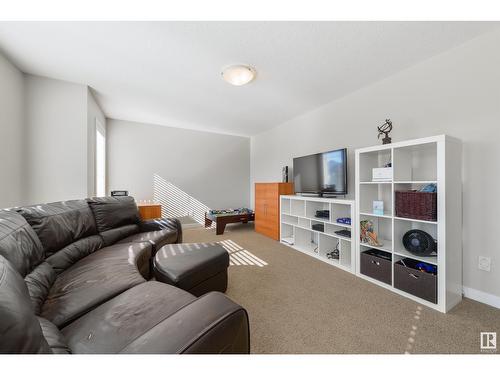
[[107, 119, 250, 220], [0, 52, 24, 208], [24, 75, 88, 204], [251, 29, 500, 301], [87, 89, 106, 197]]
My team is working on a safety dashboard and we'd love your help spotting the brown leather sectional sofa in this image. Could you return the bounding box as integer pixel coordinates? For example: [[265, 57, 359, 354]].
[[0, 196, 250, 354]]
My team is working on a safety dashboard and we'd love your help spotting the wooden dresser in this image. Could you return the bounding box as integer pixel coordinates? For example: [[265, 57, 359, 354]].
[[255, 182, 294, 240]]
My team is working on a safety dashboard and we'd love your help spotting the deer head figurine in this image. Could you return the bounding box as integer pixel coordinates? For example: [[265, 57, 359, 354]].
[[377, 119, 393, 144]]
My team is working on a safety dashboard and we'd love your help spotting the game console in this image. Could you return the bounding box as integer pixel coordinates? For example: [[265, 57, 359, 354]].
[[312, 223, 325, 232], [336, 217, 351, 225], [315, 210, 330, 219], [334, 229, 351, 238]]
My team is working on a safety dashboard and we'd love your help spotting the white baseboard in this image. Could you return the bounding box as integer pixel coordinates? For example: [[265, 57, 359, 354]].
[[463, 287, 500, 309]]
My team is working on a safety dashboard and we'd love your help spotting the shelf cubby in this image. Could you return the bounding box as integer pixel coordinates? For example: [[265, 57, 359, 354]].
[[291, 199, 306, 217], [359, 183, 393, 216], [393, 142, 437, 182], [330, 203, 352, 226], [282, 214, 299, 225], [359, 214, 392, 252], [311, 219, 326, 232], [358, 149, 392, 183], [324, 222, 351, 239], [393, 218, 438, 265], [393, 256, 438, 304], [305, 200, 330, 220], [280, 223, 294, 242], [294, 226, 319, 255], [340, 239, 352, 268], [298, 217, 310, 229], [318, 234, 340, 264], [393, 182, 438, 222], [281, 198, 291, 214]]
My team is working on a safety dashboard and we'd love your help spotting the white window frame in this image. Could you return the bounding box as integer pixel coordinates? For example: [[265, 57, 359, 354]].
[[95, 119, 106, 197]]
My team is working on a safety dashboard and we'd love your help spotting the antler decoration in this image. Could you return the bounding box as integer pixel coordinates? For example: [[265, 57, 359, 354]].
[[377, 119, 393, 144]]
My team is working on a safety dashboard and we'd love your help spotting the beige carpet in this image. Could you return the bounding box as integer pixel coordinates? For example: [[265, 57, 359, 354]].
[[184, 223, 500, 354]]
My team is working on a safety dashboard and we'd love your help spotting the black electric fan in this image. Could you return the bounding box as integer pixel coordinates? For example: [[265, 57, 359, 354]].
[[402, 230, 437, 256]]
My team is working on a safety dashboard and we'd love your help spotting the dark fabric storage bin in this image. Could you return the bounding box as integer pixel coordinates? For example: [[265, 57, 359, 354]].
[[395, 190, 437, 221], [394, 259, 437, 304], [360, 249, 392, 285]]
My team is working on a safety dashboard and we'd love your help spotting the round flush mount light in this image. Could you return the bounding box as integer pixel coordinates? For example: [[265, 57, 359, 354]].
[[221, 65, 256, 86]]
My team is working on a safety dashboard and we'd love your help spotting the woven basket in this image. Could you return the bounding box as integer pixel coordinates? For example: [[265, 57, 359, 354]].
[[395, 190, 437, 221]]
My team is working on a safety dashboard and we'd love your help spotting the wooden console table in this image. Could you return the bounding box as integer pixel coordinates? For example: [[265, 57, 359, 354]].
[[137, 203, 162, 220]]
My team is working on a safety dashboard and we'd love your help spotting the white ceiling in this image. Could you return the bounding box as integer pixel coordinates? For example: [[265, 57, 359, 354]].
[[0, 22, 498, 137]]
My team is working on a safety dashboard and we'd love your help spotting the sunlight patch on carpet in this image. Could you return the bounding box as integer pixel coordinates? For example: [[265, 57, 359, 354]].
[[218, 239, 268, 267], [404, 305, 423, 354]]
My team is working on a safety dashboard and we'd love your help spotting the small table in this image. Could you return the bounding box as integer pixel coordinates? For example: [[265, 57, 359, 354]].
[[137, 203, 162, 220], [205, 209, 255, 235]]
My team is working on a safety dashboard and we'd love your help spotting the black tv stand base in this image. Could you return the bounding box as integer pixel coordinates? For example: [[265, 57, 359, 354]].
[[321, 194, 346, 198], [296, 193, 346, 199]]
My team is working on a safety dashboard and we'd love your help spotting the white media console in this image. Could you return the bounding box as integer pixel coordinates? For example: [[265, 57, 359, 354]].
[[278, 135, 462, 313], [280, 195, 355, 273]]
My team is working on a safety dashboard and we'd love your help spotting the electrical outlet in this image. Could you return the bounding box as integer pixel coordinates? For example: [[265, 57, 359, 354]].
[[478, 256, 491, 272]]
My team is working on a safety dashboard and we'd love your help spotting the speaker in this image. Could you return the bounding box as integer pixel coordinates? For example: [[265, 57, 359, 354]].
[[402, 230, 437, 256], [111, 190, 128, 197], [282, 166, 288, 183]]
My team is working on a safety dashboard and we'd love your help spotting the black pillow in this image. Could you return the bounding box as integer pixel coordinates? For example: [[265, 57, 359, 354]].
[[87, 196, 140, 233], [17, 200, 97, 257]]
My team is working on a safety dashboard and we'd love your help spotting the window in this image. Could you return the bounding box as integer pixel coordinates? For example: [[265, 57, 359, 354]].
[[95, 120, 106, 197]]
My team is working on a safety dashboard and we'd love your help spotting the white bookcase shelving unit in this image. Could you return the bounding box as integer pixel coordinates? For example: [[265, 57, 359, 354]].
[[355, 135, 462, 313], [280, 195, 355, 273]]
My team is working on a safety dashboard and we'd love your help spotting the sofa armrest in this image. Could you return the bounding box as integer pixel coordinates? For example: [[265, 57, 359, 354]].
[[119, 292, 250, 354], [139, 217, 182, 243]]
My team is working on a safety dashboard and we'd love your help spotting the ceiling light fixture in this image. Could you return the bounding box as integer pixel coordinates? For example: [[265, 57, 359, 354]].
[[221, 65, 256, 86]]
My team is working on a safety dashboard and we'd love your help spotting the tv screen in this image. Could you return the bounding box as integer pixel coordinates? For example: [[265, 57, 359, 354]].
[[293, 148, 347, 195]]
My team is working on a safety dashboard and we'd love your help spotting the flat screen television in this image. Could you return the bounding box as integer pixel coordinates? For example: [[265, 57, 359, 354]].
[[293, 148, 347, 195]]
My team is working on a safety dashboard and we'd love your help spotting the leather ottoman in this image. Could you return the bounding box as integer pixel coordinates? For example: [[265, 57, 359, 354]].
[[153, 243, 229, 297]]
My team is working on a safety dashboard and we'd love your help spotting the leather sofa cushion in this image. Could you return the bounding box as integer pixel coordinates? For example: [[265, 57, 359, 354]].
[[0, 209, 45, 277], [99, 224, 139, 247], [120, 292, 250, 354], [87, 197, 140, 233], [46, 234, 104, 274], [24, 261, 57, 315], [41, 242, 151, 328], [24, 235, 104, 315], [0, 255, 50, 354], [37, 317, 71, 354], [62, 281, 196, 353], [117, 228, 177, 254], [139, 218, 183, 243], [17, 200, 97, 257]]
